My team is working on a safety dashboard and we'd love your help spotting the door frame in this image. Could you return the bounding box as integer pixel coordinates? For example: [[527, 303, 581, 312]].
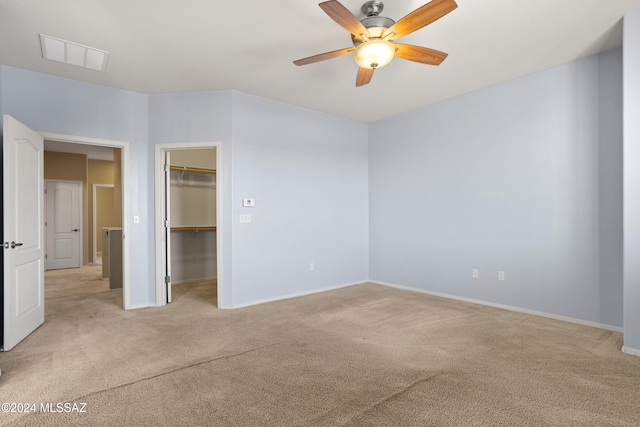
[[154, 142, 223, 307], [93, 183, 115, 264], [44, 179, 83, 270], [40, 132, 132, 310]]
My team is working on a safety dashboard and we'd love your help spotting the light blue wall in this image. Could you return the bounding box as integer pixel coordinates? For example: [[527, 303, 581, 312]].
[[230, 92, 369, 305], [598, 49, 624, 328], [1, 66, 151, 307], [0, 63, 3, 133], [623, 11, 640, 350], [369, 49, 623, 328]]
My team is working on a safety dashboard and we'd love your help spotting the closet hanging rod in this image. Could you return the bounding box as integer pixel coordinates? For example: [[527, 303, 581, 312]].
[[170, 226, 217, 231], [169, 165, 216, 174]]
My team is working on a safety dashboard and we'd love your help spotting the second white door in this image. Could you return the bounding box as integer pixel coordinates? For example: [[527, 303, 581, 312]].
[[46, 180, 82, 270]]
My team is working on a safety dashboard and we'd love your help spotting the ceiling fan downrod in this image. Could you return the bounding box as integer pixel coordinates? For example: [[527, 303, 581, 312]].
[[361, 1, 384, 17], [358, 1, 395, 32]]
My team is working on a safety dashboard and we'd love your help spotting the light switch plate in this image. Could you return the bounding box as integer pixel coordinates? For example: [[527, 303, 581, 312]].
[[242, 199, 255, 207], [240, 214, 252, 224]]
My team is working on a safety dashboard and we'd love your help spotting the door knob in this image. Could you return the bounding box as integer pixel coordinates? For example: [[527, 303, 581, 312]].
[[72, 229, 79, 232], [10, 241, 23, 249]]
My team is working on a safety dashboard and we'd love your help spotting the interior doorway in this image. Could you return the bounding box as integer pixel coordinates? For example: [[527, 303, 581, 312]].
[[155, 142, 222, 308], [41, 132, 131, 309]]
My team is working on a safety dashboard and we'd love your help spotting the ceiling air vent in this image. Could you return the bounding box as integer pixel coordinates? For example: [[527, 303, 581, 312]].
[[39, 34, 109, 72]]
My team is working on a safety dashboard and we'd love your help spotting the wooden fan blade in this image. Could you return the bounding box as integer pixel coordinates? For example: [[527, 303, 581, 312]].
[[394, 44, 448, 65], [320, 1, 371, 37], [356, 67, 374, 87], [383, 0, 457, 40], [294, 47, 355, 66]]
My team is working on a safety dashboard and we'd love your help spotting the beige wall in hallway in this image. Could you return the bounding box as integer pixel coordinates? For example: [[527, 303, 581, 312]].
[[113, 148, 123, 228], [95, 187, 115, 254], [88, 159, 115, 263]]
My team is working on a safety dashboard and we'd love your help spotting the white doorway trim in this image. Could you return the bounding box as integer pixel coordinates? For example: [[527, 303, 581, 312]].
[[45, 179, 83, 270], [154, 141, 223, 307], [40, 131, 132, 310], [93, 184, 114, 265]]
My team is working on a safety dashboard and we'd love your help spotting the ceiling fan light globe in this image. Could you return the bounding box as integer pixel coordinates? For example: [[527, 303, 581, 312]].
[[353, 39, 395, 69]]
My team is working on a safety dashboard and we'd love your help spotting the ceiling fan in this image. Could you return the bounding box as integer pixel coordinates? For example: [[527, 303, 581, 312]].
[[294, 0, 458, 87]]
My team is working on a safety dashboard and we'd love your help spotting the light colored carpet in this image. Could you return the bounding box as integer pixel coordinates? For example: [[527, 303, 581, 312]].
[[1, 266, 639, 426]]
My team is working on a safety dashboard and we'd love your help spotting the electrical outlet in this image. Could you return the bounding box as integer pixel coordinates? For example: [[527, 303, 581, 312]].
[[472, 268, 479, 279], [310, 262, 315, 272], [240, 214, 252, 224], [498, 271, 505, 281]]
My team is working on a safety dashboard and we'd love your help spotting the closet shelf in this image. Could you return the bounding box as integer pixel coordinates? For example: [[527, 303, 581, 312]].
[[170, 165, 216, 174], [170, 226, 216, 231]]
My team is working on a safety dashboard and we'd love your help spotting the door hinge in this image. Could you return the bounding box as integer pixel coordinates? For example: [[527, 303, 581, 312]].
[[164, 164, 170, 172], [165, 276, 171, 284], [164, 219, 170, 228]]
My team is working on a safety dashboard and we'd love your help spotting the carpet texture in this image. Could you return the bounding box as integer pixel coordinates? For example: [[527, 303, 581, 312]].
[[1, 266, 639, 426]]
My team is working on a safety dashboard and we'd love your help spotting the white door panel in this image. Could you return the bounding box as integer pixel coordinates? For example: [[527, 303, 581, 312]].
[[46, 181, 81, 270], [54, 239, 73, 257], [16, 261, 42, 316], [3, 114, 45, 351]]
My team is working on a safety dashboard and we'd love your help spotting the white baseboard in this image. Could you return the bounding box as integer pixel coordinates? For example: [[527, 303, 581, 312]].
[[622, 346, 640, 357], [370, 280, 623, 333], [228, 280, 369, 309]]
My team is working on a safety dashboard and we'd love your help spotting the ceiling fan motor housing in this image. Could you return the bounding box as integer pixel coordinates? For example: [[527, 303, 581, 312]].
[[352, 1, 395, 46]]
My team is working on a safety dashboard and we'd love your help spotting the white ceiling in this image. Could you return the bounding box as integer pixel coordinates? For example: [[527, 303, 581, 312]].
[[1, 0, 640, 123]]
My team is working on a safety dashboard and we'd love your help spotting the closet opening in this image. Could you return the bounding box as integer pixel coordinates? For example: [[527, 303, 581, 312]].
[[155, 143, 221, 308]]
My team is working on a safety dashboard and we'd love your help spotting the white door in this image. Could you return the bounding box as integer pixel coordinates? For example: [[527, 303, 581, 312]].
[[165, 152, 172, 303], [2, 115, 45, 351], [45, 181, 81, 270]]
